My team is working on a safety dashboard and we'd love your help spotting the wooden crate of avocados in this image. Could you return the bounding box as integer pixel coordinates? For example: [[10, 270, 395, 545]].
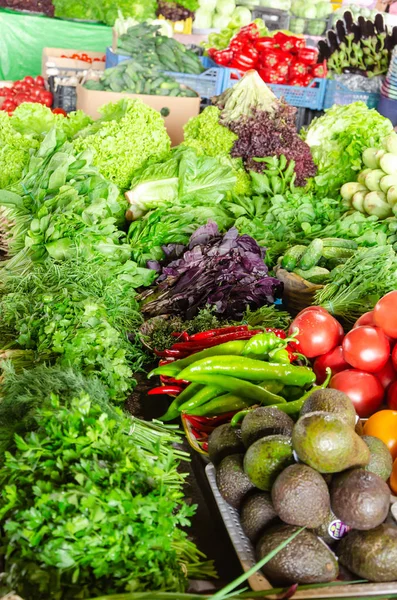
[[275, 267, 324, 316]]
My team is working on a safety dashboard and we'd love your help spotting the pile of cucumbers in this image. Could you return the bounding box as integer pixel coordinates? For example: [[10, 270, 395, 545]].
[[84, 60, 198, 97], [116, 23, 204, 74], [279, 238, 358, 284]]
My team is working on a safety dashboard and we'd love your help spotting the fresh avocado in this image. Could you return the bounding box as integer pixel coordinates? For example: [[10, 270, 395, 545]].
[[244, 435, 294, 491], [331, 468, 390, 530], [312, 509, 348, 545], [337, 525, 397, 582], [240, 491, 278, 543], [256, 524, 339, 585], [216, 454, 255, 509], [362, 435, 393, 481], [241, 406, 294, 448], [208, 423, 245, 466], [300, 388, 357, 429], [271, 464, 330, 528], [292, 411, 370, 473]]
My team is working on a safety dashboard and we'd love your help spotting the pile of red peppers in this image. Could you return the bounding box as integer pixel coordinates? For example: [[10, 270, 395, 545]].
[[208, 24, 327, 87]]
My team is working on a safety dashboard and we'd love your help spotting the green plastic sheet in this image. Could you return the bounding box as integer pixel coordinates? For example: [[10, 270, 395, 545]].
[[0, 9, 112, 80]]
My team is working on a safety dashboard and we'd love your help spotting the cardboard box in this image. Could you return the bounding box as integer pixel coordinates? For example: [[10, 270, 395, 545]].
[[42, 48, 106, 79], [76, 84, 200, 146]]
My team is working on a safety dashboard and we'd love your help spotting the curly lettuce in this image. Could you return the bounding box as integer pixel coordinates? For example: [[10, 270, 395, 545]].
[[74, 99, 171, 191], [0, 111, 38, 189]]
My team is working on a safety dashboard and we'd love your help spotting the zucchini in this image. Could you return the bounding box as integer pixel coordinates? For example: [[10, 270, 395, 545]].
[[322, 247, 355, 260], [294, 266, 330, 284], [321, 238, 358, 249], [281, 245, 307, 271], [298, 239, 324, 271]]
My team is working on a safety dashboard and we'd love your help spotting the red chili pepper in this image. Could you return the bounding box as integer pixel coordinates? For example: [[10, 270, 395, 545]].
[[171, 331, 190, 341], [289, 60, 308, 79], [160, 375, 190, 386], [285, 345, 298, 363], [202, 442, 209, 452], [255, 37, 276, 52], [213, 49, 234, 66], [189, 326, 249, 341], [171, 329, 263, 351], [297, 47, 318, 66], [154, 349, 188, 358], [158, 359, 175, 366], [148, 386, 182, 396], [311, 60, 327, 78]]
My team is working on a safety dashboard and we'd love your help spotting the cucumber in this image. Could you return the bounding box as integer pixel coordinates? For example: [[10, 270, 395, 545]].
[[294, 266, 330, 284], [298, 239, 324, 271], [281, 245, 307, 271], [326, 257, 348, 270], [321, 238, 358, 249], [321, 247, 355, 260]]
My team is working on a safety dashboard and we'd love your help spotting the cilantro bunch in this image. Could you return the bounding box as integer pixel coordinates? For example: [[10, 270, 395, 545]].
[[0, 393, 209, 598]]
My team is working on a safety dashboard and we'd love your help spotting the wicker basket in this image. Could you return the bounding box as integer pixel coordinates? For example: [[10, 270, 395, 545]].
[[275, 267, 324, 316]]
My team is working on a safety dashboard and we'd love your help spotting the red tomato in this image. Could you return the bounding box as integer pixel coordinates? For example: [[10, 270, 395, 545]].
[[353, 311, 375, 328], [2, 99, 16, 111], [392, 344, 397, 372], [376, 358, 396, 390], [289, 309, 342, 358], [52, 108, 67, 116], [39, 90, 53, 107], [342, 326, 390, 372], [373, 291, 397, 339], [12, 80, 23, 91], [296, 306, 329, 318], [330, 369, 384, 418], [313, 345, 350, 384], [14, 93, 30, 106], [23, 76, 35, 86], [387, 381, 397, 410], [34, 75, 45, 87]]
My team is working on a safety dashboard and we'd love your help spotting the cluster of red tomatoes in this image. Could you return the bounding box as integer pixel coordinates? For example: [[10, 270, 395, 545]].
[[60, 53, 105, 64], [0, 75, 53, 115], [289, 291, 397, 419]]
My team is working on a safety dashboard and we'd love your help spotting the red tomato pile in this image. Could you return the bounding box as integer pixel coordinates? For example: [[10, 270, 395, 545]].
[[59, 53, 106, 64], [289, 292, 397, 419], [208, 26, 327, 87], [0, 76, 53, 115]]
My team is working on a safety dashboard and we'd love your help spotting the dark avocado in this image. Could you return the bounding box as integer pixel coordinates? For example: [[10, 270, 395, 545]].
[[331, 468, 390, 530], [241, 406, 294, 448], [216, 454, 255, 509], [256, 524, 339, 585], [208, 423, 245, 466], [337, 525, 397, 582], [299, 388, 357, 428], [271, 463, 330, 528], [362, 435, 393, 481], [240, 491, 278, 543]]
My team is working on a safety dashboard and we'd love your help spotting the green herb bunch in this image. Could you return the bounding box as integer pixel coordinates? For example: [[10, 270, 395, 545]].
[[0, 393, 212, 599]]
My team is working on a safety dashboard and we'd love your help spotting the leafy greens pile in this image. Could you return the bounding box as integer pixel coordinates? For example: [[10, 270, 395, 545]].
[[140, 221, 283, 319], [53, 0, 157, 25], [304, 102, 394, 198]]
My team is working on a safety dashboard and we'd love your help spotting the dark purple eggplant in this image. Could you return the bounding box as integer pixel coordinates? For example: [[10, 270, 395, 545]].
[[374, 13, 385, 34]]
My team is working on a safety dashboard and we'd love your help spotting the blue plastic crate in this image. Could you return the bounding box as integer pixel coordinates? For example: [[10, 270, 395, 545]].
[[221, 66, 327, 111], [105, 49, 224, 99], [324, 79, 380, 110]]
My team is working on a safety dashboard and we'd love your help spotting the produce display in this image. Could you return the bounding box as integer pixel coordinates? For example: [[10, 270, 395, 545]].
[[2, 12, 397, 600], [319, 11, 397, 76], [194, 0, 252, 31], [208, 24, 327, 86], [289, 0, 333, 36]]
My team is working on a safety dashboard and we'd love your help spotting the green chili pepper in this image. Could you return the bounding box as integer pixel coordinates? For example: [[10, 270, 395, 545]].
[[188, 394, 253, 417], [270, 348, 290, 364], [178, 357, 316, 387], [159, 383, 203, 422], [178, 385, 224, 413], [268, 369, 332, 416], [242, 332, 286, 360], [148, 340, 248, 378], [231, 408, 253, 427], [175, 373, 286, 406]]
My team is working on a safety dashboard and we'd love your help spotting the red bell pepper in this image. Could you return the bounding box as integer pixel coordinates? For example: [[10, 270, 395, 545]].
[[229, 37, 245, 51], [207, 47, 217, 59], [273, 32, 305, 53], [297, 47, 318, 65], [255, 37, 276, 52], [288, 76, 305, 87], [276, 62, 289, 78], [311, 60, 327, 78], [238, 23, 260, 41], [289, 60, 307, 79], [230, 54, 257, 70], [261, 49, 289, 69], [301, 73, 314, 87], [258, 68, 286, 84], [213, 49, 234, 66]]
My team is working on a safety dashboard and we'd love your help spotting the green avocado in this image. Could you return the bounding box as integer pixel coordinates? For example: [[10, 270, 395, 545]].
[[243, 435, 294, 491], [256, 524, 339, 585], [362, 435, 393, 481], [331, 468, 390, 530], [292, 411, 370, 473], [299, 388, 357, 429], [216, 454, 255, 509], [241, 406, 294, 449], [240, 491, 278, 543], [271, 463, 330, 528], [337, 525, 397, 582], [208, 423, 245, 466]]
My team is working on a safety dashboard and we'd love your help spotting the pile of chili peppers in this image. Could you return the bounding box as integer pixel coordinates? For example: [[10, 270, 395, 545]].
[[59, 53, 106, 64], [147, 325, 317, 453], [208, 26, 327, 87]]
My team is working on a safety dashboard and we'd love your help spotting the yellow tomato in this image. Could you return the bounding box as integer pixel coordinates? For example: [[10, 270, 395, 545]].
[[391, 458, 397, 496], [363, 410, 397, 460]]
